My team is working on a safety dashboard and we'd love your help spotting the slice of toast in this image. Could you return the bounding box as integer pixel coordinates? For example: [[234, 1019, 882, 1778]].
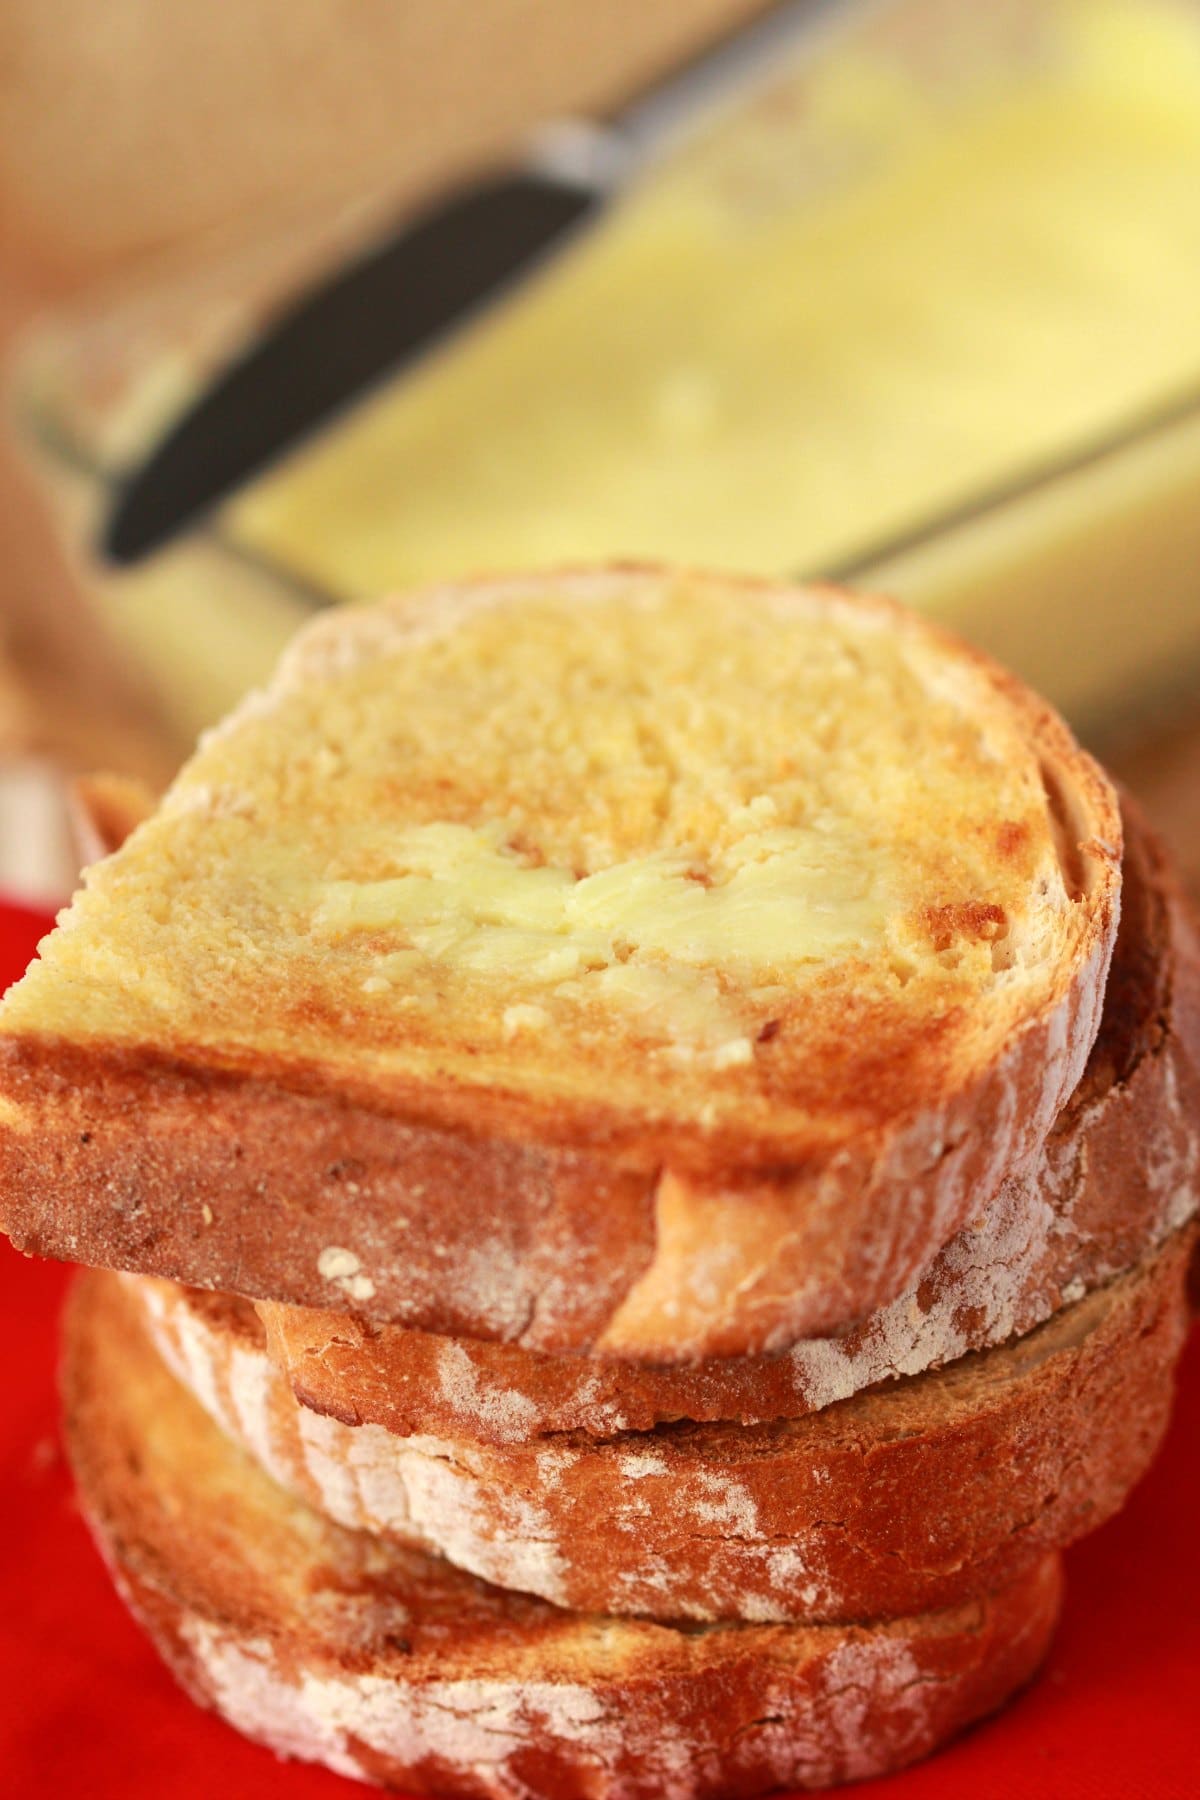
[[55, 782, 1195, 1441], [65, 1268, 1063, 1797], [2, 569, 1121, 1358], [125, 1223, 1195, 1626], [258, 799, 1200, 1439]]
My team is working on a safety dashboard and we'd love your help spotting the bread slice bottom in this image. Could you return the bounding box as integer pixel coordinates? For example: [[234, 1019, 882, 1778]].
[[64, 1269, 1061, 1799], [125, 1223, 1195, 1626]]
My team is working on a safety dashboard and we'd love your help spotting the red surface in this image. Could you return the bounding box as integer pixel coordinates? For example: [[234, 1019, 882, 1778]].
[[0, 898, 1197, 1799]]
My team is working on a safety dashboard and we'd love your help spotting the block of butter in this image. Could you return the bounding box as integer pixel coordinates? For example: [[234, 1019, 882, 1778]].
[[16, 0, 1200, 749]]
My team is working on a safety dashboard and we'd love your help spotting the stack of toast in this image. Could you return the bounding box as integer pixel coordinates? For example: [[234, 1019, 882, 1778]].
[[1, 568, 1197, 1796]]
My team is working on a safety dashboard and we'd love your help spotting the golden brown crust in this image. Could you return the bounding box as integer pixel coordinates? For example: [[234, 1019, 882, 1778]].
[[0, 571, 1122, 1357], [257, 797, 1200, 1437], [130, 1225, 1196, 1625], [64, 1269, 1063, 1797]]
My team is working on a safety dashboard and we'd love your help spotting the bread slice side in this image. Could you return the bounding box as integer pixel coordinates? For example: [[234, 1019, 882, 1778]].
[[5, 570, 1122, 1356], [258, 797, 1200, 1438], [127, 1223, 1195, 1625], [65, 1268, 1063, 1798]]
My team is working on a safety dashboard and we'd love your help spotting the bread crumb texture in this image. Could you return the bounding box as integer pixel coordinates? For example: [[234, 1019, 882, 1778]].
[[3, 570, 1109, 1139]]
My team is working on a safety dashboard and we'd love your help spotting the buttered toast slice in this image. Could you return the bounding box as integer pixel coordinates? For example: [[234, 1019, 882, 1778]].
[[1, 570, 1121, 1357], [57, 785, 1192, 1439], [65, 1269, 1063, 1798]]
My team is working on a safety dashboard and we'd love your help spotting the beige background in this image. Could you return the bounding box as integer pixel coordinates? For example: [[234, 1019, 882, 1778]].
[[0, 0, 1195, 887], [0, 1, 775, 781]]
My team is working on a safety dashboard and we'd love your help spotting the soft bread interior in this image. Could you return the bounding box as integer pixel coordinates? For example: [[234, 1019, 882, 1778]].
[[2, 570, 1118, 1143]]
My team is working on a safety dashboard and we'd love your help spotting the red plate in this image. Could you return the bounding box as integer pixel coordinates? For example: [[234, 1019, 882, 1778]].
[[0, 899, 1196, 1799]]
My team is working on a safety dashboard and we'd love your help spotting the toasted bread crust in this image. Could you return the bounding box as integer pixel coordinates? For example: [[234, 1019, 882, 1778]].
[[64, 1269, 1063, 1797], [67, 773, 161, 867], [128, 1224, 1194, 1625], [257, 800, 1200, 1438], [0, 573, 1122, 1358]]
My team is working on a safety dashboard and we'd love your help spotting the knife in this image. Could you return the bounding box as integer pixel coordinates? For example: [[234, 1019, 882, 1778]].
[[103, 0, 842, 565]]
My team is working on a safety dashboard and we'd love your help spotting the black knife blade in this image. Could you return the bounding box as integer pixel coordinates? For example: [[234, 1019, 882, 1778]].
[[103, 0, 840, 567], [103, 172, 602, 564]]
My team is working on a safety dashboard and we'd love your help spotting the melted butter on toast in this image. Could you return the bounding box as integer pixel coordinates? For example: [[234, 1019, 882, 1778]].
[[313, 818, 889, 1056]]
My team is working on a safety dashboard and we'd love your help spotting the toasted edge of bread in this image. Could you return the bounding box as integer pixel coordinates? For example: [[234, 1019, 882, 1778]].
[[128, 1221, 1195, 1625], [64, 1267, 1063, 1798]]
